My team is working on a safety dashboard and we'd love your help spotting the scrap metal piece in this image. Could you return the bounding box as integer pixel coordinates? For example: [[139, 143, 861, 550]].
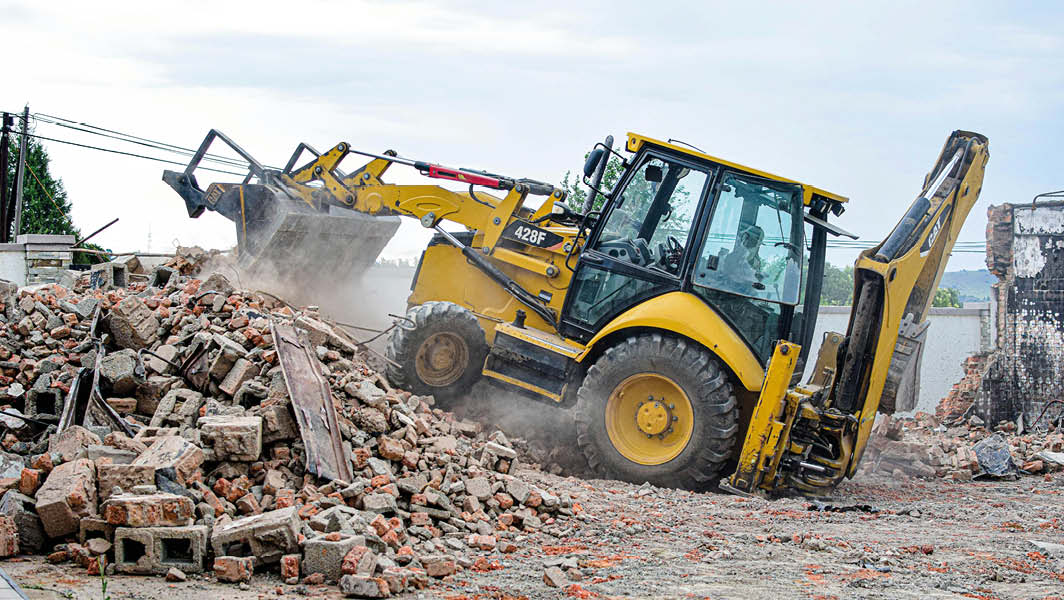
[[271, 321, 352, 482], [56, 306, 134, 437], [181, 343, 211, 393]]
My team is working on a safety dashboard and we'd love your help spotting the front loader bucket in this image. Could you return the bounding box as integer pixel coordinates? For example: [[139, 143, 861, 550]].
[[239, 202, 400, 291], [226, 184, 400, 292]]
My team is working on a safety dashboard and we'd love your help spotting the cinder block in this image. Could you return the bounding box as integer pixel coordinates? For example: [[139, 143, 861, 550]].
[[78, 518, 115, 545], [25, 387, 61, 418], [90, 262, 127, 290], [114, 525, 207, 575], [210, 506, 299, 566], [114, 527, 155, 574]]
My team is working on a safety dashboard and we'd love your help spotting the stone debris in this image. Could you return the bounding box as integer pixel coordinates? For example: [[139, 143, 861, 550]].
[[858, 412, 1064, 482], [0, 267, 573, 595]]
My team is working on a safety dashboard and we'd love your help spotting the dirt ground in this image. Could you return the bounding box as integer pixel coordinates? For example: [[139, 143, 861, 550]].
[[5, 469, 1062, 600]]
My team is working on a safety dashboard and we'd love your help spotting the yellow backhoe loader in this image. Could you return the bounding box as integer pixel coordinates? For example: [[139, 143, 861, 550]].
[[163, 129, 988, 496]]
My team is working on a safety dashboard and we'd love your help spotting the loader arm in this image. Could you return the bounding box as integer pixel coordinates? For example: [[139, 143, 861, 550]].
[[726, 130, 989, 497], [163, 132, 577, 325]]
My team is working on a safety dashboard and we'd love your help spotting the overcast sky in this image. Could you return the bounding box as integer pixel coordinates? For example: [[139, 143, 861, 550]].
[[3, 1, 1062, 270]]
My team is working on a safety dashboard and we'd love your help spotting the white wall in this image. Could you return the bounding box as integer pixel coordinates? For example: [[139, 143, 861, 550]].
[[0, 245, 26, 286], [803, 304, 992, 415]]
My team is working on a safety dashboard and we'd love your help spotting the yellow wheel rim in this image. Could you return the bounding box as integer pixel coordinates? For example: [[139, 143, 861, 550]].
[[605, 373, 694, 466], [414, 332, 468, 387]]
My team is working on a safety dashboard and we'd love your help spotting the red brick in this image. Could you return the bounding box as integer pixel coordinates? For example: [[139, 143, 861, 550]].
[[214, 555, 254, 583]]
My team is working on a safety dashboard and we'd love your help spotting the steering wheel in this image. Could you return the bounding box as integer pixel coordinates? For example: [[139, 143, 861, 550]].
[[656, 235, 684, 272]]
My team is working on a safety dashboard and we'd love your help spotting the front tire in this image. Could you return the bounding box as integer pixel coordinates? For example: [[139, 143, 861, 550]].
[[386, 301, 488, 406], [574, 333, 738, 489]]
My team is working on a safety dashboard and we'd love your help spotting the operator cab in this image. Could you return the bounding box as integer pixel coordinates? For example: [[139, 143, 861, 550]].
[[560, 133, 851, 371]]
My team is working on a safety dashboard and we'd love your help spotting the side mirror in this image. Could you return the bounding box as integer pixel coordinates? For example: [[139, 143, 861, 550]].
[[583, 148, 606, 179], [645, 165, 664, 183]]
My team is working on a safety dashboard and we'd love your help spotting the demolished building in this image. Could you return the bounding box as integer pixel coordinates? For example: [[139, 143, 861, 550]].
[[975, 199, 1064, 427]]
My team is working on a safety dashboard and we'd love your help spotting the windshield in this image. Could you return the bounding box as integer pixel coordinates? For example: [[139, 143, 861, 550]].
[[692, 172, 804, 304]]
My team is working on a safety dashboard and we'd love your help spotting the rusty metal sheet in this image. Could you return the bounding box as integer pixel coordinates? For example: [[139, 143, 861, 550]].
[[271, 321, 352, 482]]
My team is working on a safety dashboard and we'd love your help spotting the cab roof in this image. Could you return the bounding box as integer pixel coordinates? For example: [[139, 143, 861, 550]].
[[626, 133, 849, 206]]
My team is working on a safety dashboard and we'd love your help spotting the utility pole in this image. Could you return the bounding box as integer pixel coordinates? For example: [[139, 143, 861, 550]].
[[12, 105, 28, 240], [0, 113, 11, 243]]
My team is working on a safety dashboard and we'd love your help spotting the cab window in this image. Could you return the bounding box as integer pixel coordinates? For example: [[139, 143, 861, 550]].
[[592, 156, 709, 277], [693, 173, 804, 304]]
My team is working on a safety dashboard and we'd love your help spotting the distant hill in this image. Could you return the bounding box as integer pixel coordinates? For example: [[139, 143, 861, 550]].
[[940, 269, 996, 302]]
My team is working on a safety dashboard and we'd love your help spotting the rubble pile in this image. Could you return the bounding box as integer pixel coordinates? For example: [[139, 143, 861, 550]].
[[858, 412, 1064, 482], [0, 263, 576, 597]]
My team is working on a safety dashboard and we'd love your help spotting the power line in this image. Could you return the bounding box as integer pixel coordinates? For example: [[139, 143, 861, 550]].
[[32, 114, 254, 170], [22, 131, 249, 176], [33, 111, 283, 170]]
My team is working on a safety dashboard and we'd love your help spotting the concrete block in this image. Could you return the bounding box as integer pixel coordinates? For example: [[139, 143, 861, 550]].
[[114, 525, 207, 575], [0, 516, 17, 557], [339, 574, 390, 598], [35, 458, 96, 538], [132, 426, 179, 446], [198, 416, 262, 462], [132, 435, 204, 485], [89, 262, 127, 290], [259, 403, 299, 443], [211, 506, 300, 566], [148, 266, 175, 289], [78, 518, 114, 545], [135, 376, 177, 416], [145, 344, 179, 376], [303, 533, 365, 581], [25, 387, 62, 418], [86, 445, 138, 465]]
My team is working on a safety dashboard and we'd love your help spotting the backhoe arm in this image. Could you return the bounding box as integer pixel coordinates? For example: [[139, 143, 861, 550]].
[[726, 130, 989, 497]]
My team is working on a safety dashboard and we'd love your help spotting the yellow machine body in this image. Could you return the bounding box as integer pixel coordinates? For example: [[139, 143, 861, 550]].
[[164, 127, 987, 497]]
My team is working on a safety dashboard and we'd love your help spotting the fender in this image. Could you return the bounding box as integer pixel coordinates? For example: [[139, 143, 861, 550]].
[[579, 291, 765, 392]]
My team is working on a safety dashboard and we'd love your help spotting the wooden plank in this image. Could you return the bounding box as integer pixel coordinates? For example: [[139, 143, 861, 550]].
[[272, 321, 353, 483]]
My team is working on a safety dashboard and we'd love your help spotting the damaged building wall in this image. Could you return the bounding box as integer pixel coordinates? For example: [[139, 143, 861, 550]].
[[976, 201, 1064, 426]]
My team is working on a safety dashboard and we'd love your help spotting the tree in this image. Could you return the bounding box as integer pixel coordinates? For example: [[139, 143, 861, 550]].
[[5, 137, 104, 263], [559, 147, 627, 213], [932, 287, 962, 308], [820, 263, 854, 306]]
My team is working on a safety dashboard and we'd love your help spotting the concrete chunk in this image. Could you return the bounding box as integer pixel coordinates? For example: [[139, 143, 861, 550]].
[[103, 492, 195, 527], [198, 416, 262, 462], [107, 295, 159, 349], [132, 436, 204, 485], [35, 458, 97, 538], [211, 506, 300, 565]]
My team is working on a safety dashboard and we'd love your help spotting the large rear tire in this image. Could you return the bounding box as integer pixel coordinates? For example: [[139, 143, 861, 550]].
[[574, 333, 738, 489], [386, 301, 488, 407]]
